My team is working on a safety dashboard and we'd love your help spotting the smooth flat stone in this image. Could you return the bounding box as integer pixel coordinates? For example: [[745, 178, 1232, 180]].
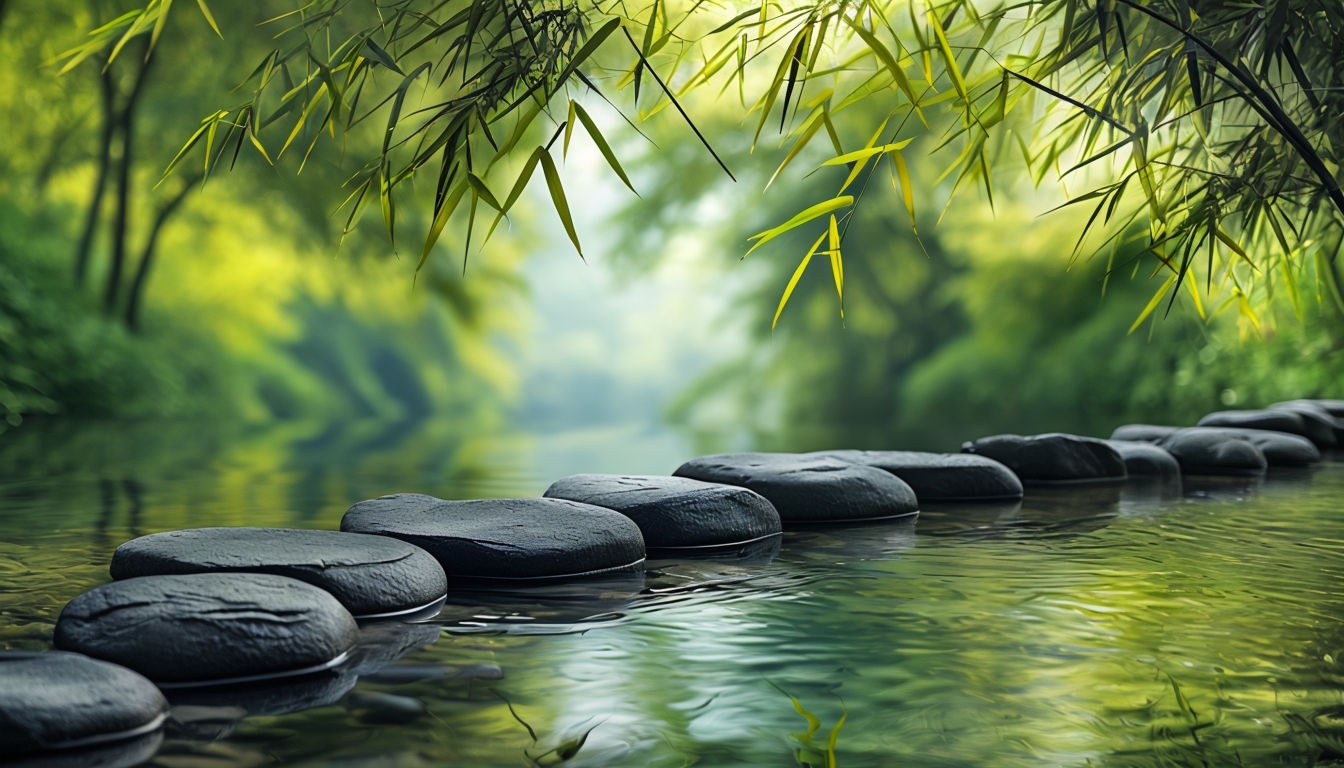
[[1157, 429, 1268, 476], [1197, 408, 1330, 448], [1277, 398, 1344, 417], [671, 453, 919, 524], [1170, 426, 1319, 466], [808, 450, 1024, 501], [1109, 424, 1180, 443], [0, 651, 167, 755], [1268, 401, 1342, 446], [1102, 440, 1182, 477], [54, 573, 359, 686], [341, 494, 646, 581], [961, 433, 1126, 485], [542, 474, 781, 553], [110, 527, 448, 620]]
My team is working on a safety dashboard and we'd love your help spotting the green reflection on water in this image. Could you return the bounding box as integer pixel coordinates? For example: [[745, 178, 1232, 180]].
[[2, 422, 1343, 766]]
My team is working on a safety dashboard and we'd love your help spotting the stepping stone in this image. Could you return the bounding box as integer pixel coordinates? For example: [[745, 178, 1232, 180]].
[[1102, 440, 1181, 477], [54, 573, 360, 687], [109, 527, 448, 621], [1, 651, 167, 755], [960, 433, 1126, 485], [1269, 400, 1342, 446], [341, 494, 646, 581], [808, 450, 1024, 501], [1197, 408, 1330, 448], [671, 453, 918, 524], [1109, 424, 1180, 443], [1157, 429, 1268, 476], [542, 474, 782, 554], [1178, 426, 1320, 466]]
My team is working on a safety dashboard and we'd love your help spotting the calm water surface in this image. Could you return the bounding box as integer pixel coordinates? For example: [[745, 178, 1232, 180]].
[[2, 420, 1343, 767]]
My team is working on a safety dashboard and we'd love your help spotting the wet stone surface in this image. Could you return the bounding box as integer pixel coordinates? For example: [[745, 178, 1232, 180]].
[[0, 650, 167, 754], [671, 452, 919, 524], [808, 449, 1024, 501], [1157, 429, 1268, 476], [53, 572, 360, 686], [961, 433, 1127, 485], [109, 527, 448, 620], [1102, 439, 1182, 477], [1168, 426, 1319, 467], [341, 494, 647, 581], [542, 473, 782, 554]]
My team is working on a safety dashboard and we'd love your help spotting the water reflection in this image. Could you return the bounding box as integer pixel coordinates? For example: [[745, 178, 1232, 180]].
[[3, 423, 1344, 767]]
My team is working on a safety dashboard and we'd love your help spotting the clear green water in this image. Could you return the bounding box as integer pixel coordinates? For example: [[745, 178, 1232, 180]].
[[3, 421, 1344, 767]]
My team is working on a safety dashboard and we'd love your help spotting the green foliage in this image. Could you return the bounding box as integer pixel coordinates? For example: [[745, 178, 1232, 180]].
[[100, 0, 1344, 325], [0, 203, 236, 427]]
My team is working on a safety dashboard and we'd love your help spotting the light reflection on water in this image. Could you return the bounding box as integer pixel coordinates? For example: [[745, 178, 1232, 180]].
[[2, 421, 1343, 766]]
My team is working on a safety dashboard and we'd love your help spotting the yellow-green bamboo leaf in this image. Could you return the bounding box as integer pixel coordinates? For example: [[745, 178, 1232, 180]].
[[827, 213, 843, 302], [1236, 291, 1262, 333], [1128, 272, 1178, 334], [844, 18, 918, 109], [465, 173, 503, 211], [418, 176, 468, 272], [1183, 263, 1205, 319], [927, 10, 968, 102], [746, 195, 854, 257], [820, 140, 913, 167], [150, 0, 173, 53], [773, 235, 823, 329], [1213, 227, 1256, 269], [767, 110, 825, 189], [195, 0, 223, 37], [539, 149, 583, 258], [563, 99, 578, 157], [485, 149, 541, 243], [892, 150, 916, 233]]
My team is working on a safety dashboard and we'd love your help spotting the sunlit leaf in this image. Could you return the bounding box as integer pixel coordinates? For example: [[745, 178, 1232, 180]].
[[539, 149, 583, 259], [1128, 272, 1178, 334], [771, 232, 821, 329], [747, 195, 854, 257]]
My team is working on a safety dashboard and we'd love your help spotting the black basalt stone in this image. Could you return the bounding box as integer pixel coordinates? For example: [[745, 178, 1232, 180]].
[[109, 527, 448, 620], [53, 573, 360, 686], [808, 450, 1024, 501], [670, 453, 919, 524], [542, 474, 782, 554], [1102, 440, 1182, 477], [960, 433, 1127, 485], [1173, 426, 1320, 466], [1269, 400, 1343, 446], [1109, 424, 1180, 444], [0, 651, 167, 755], [340, 494, 646, 581], [1157, 429, 1268, 476], [1196, 408, 1331, 448]]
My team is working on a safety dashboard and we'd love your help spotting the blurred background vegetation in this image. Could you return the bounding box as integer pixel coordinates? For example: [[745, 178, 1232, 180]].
[[1, 0, 1342, 462]]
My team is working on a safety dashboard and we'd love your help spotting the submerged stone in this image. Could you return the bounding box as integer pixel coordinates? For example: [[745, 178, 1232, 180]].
[[1102, 440, 1182, 477], [1157, 429, 1268, 476], [54, 573, 359, 686], [960, 433, 1126, 485], [110, 527, 448, 621], [671, 453, 919, 524], [0, 651, 167, 755], [542, 474, 782, 554], [341, 494, 646, 581], [808, 450, 1024, 501]]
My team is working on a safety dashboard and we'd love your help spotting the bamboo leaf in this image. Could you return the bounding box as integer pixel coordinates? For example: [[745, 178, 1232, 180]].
[[747, 195, 854, 257], [538, 149, 583, 259], [892, 150, 917, 234], [820, 140, 913, 167], [571, 101, 637, 194], [773, 233, 823, 330], [364, 38, 404, 74], [827, 213, 844, 309], [1128, 272, 1178, 334], [195, 0, 223, 38]]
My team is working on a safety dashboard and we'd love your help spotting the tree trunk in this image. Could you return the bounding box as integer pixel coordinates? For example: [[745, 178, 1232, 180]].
[[102, 43, 155, 314], [124, 174, 202, 332], [74, 69, 116, 287]]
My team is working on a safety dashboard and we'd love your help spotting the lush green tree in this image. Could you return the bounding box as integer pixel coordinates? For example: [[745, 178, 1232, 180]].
[[74, 0, 1344, 327]]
